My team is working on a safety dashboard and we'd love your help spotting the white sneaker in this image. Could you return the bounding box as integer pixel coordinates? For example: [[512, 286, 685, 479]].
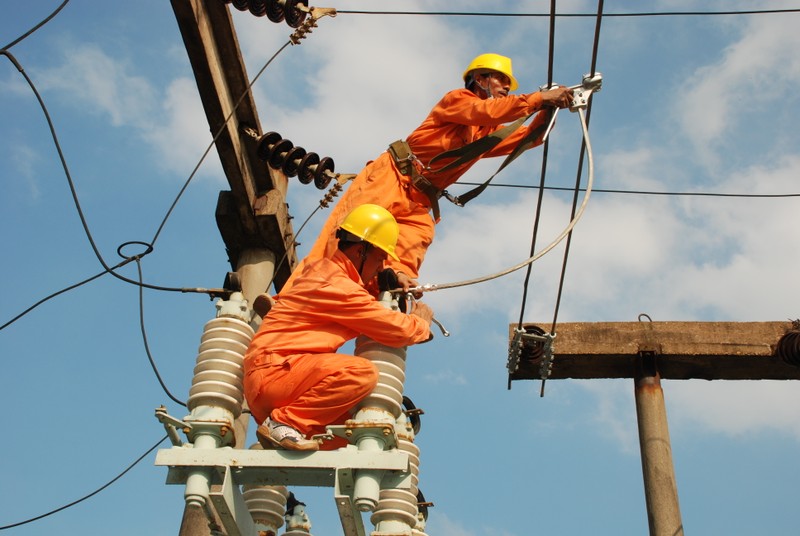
[[256, 418, 319, 451]]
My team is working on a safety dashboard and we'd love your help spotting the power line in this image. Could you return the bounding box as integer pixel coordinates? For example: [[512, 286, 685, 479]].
[[335, 8, 800, 18], [0, 435, 168, 531], [455, 181, 800, 199], [1, 0, 70, 50]]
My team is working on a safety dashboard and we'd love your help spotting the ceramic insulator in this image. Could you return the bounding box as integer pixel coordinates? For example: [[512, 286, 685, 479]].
[[353, 336, 407, 419], [242, 484, 288, 534], [187, 316, 254, 417]]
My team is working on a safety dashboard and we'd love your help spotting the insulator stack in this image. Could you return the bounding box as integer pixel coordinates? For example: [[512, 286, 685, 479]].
[[353, 336, 407, 420], [254, 131, 336, 189], [187, 316, 254, 417], [521, 324, 546, 363], [243, 484, 289, 535], [777, 329, 800, 367], [370, 398, 428, 535], [224, 0, 308, 27], [412, 489, 431, 536], [370, 487, 418, 532]]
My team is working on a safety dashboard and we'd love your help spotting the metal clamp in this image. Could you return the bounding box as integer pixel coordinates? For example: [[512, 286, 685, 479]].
[[569, 72, 603, 112]]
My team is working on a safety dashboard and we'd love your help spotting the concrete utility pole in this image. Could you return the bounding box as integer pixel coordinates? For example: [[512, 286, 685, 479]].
[[509, 320, 800, 536], [169, 1, 296, 534], [170, 0, 297, 292]]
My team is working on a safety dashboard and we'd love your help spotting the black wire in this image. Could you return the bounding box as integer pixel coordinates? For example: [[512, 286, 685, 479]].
[[546, 2, 605, 385], [335, 8, 800, 18], [4, 35, 292, 297], [1, 0, 70, 51], [149, 40, 292, 247], [0, 435, 168, 530], [515, 0, 558, 333], [0, 50, 172, 290], [455, 181, 800, 199], [546, 0, 556, 86], [1, 38, 296, 328], [0, 261, 130, 331], [551, 0, 604, 338], [136, 259, 187, 407]]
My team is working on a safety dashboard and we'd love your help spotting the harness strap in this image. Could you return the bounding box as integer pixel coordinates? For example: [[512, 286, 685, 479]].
[[388, 140, 442, 221], [454, 108, 556, 207], [427, 112, 533, 173], [387, 107, 555, 217]]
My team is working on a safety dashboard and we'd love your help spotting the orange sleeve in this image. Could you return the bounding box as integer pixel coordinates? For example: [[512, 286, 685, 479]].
[[429, 89, 544, 126], [324, 282, 431, 347], [272, 253, 431, 351]]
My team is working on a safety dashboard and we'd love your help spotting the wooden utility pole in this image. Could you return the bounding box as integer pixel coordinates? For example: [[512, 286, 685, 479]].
[[169, 0, 296, 534], [509, 320, 799, 536]]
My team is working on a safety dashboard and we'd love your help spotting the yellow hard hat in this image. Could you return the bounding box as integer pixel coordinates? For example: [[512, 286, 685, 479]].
[[462, 53, 519, 91], [338, 204, 400, 261]]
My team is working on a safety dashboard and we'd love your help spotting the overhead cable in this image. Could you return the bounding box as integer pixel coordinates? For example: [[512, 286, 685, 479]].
[[1, 0, 70, 50], [455, 182, 800, 199], [537, 0, 605, 396], [515, 0, 559, 342], [0, 436, 168, 530], [413, 108, 595, 294], [335, 8, 800, 18]]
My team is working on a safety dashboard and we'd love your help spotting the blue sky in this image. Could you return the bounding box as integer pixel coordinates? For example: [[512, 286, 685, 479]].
[[2, 1, 800, 535]]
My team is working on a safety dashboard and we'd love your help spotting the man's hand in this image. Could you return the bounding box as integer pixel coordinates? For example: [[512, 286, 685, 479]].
[[411, 301, 434, 325], [540, 86, 573, 109], [396, 271, 422, 298]]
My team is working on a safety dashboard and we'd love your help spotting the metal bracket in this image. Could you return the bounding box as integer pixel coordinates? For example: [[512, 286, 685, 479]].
[[569, 72, 603, 112], [209, 466, 257, 536], [155, 406, 188, 446], [507, 327, 556, 376]]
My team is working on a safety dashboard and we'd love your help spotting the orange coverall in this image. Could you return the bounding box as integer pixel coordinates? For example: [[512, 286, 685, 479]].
[[287, 88, 551, 287], [243, 249, 431, 448]]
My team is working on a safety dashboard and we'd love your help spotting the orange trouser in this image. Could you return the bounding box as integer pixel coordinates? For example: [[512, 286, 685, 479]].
[[244, 352, 379, 450]]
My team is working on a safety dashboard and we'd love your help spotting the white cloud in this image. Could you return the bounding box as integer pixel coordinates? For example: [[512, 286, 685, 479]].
[[679, 13, 800, 166], [668, 380, 800, 442], [574, 379, 640, 453], [141, 77, 224, 181], [10, 143, 41, 200], [38, 43, 157, 128], [660, 156, 800, 320], [235, 0, 474, 172], [33, 42, 222, 182], [422, 369, 468, 386]]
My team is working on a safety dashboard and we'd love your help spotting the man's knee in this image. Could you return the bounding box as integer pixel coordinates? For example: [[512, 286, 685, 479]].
[[349, 359, 379, 395]]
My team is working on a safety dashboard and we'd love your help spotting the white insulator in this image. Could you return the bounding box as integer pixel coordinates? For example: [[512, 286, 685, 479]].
[[354, 337, 407, 419], [200, 325, 252, 347], [187, 316, 254, 417], [397, 439, 420, 495], [370, 488, 419, 529], [284, 529, 313, 535], [243, 484, 288, 533]]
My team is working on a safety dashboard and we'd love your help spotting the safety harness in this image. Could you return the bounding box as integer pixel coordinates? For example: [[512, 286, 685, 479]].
[[387, 108, 556, 221]]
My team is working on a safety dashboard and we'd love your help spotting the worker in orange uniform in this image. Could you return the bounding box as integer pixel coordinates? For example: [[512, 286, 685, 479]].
[[243, 204, 434, 451], [284, 53, 575, 293]]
